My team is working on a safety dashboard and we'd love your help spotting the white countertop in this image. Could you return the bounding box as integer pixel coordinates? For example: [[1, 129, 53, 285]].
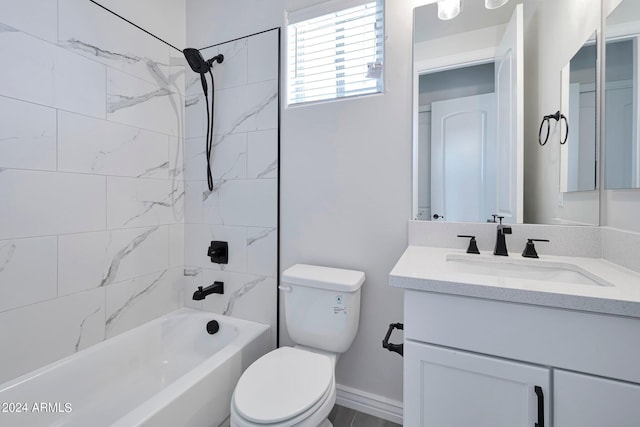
[[390, 246, 640, 318]]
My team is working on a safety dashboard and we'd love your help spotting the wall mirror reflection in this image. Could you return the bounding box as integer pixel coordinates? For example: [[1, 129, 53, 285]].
[[605, 0, 640, 190], [413, 0, 523, 224], [414, 0, 603, 226], [560, 33, 598, 193]]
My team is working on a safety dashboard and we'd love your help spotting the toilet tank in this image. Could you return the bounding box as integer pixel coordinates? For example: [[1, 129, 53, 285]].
[[281, 264, 365, 354]]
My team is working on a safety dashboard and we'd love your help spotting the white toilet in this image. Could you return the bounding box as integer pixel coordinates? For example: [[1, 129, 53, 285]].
[[230, 264, 365, 427]]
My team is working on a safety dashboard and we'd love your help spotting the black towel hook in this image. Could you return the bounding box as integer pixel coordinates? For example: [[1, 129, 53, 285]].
[[538, 110, 569, 146]]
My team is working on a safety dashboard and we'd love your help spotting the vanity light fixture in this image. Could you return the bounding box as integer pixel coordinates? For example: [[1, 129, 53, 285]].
[[437, 0, 461, 20], [484, 0, 509, 9], [430, 0, 507, 22]]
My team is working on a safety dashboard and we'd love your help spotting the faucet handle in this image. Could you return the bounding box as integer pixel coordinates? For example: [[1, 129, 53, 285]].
[[207, 241, 229, 264], [522, 239, 550, 258], [457, 235, 480, 254]]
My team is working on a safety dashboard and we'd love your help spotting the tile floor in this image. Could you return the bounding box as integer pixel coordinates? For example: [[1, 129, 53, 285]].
[[328, 405, 401, 427]]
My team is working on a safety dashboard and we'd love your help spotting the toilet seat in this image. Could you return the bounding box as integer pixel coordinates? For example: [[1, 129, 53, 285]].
[[231, 347, 335, 426], [231, 377, 335, 427]]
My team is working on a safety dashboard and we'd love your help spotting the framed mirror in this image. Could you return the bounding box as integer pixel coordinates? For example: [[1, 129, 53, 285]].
[[604, 0, 640, 190], [413, 0, 523, 224], [413, 0, 602, 225]]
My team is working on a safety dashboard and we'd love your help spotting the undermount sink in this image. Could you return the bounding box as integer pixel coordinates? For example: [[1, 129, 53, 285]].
[[446, 253, 613, 287]]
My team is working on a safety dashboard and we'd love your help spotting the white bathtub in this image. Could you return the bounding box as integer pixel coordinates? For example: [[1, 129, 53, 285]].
[[0, 308, 270, 427]]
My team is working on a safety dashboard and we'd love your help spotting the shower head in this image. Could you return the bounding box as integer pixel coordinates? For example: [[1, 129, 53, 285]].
[[183, 48, 209, 73], [183, 48, 224, 74]]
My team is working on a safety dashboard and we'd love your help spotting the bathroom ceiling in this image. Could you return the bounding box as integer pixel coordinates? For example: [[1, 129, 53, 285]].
[[414, 0, 523, 43]]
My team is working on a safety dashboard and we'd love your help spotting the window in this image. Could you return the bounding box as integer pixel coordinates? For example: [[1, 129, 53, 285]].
[[287, 0, 384, 105]]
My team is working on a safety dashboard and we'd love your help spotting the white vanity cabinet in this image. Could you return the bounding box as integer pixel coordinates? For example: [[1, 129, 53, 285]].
[[403, 290, 640, 427], [554, 370, 640, 426], [405, 342, 549, 426]]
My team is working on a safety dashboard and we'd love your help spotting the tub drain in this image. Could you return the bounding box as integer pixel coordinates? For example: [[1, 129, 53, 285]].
[[206, 320, 220, 335]]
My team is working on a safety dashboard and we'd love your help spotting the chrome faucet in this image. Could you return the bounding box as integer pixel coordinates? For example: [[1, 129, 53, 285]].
[[493, 216, 512, 256]]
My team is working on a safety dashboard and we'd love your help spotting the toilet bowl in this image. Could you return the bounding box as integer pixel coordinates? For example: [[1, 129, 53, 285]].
[[229, 264, 365, 427], [230, 347, 336, 427]]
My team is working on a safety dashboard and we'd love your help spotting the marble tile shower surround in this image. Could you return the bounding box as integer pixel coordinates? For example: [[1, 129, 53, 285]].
[[0, 0, 186, 384], [183, 29, 279, 349], [408, 221, 640, 274]]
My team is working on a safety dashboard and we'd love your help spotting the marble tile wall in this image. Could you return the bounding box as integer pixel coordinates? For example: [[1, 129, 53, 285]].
[[0, 0, 185, 384], [183, 29, 279, 348]]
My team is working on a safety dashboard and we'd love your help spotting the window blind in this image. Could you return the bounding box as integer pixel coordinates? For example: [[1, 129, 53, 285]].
[[287, 0, 384, 105]]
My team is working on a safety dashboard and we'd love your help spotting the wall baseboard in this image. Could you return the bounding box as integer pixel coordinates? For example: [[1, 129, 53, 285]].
[[335, 384, 403, 425]]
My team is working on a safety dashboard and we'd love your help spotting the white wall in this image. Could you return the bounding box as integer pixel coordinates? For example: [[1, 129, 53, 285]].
[[186, 0, 412, 410], [523, 0, 601, 225], [418, 63, 495, 107], [0, 0, 186, 384], [414, 24, 504, 69], [603, 190, 640, 232]]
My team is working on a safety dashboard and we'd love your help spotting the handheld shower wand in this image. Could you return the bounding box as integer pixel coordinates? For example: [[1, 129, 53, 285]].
[[182, 49, 224, 191], [183, 48, 224, 74]]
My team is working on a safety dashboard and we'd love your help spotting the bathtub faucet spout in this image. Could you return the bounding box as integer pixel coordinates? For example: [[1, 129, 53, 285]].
[[193, 281, 224, 300]]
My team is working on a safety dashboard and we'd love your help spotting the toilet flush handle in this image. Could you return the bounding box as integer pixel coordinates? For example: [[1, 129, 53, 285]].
[[278, 285, 292, 293]]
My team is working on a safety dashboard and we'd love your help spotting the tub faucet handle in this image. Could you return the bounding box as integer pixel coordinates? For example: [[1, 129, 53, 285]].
[[207, 241, 228, 264]]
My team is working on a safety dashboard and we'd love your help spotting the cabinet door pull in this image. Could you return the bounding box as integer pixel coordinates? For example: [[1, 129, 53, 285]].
[[534, 385, 545, 427]]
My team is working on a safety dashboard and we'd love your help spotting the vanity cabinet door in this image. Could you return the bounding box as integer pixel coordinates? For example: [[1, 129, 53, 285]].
[[404, 341, 550, 427], [555, 369, 640, 427]]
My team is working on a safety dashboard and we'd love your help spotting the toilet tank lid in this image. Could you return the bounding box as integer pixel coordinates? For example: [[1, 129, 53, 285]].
[[282, 264, 365, 292]]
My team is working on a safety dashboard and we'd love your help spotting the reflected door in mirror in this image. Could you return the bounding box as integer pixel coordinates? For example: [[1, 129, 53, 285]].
[[431, 93, 497, 222]]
